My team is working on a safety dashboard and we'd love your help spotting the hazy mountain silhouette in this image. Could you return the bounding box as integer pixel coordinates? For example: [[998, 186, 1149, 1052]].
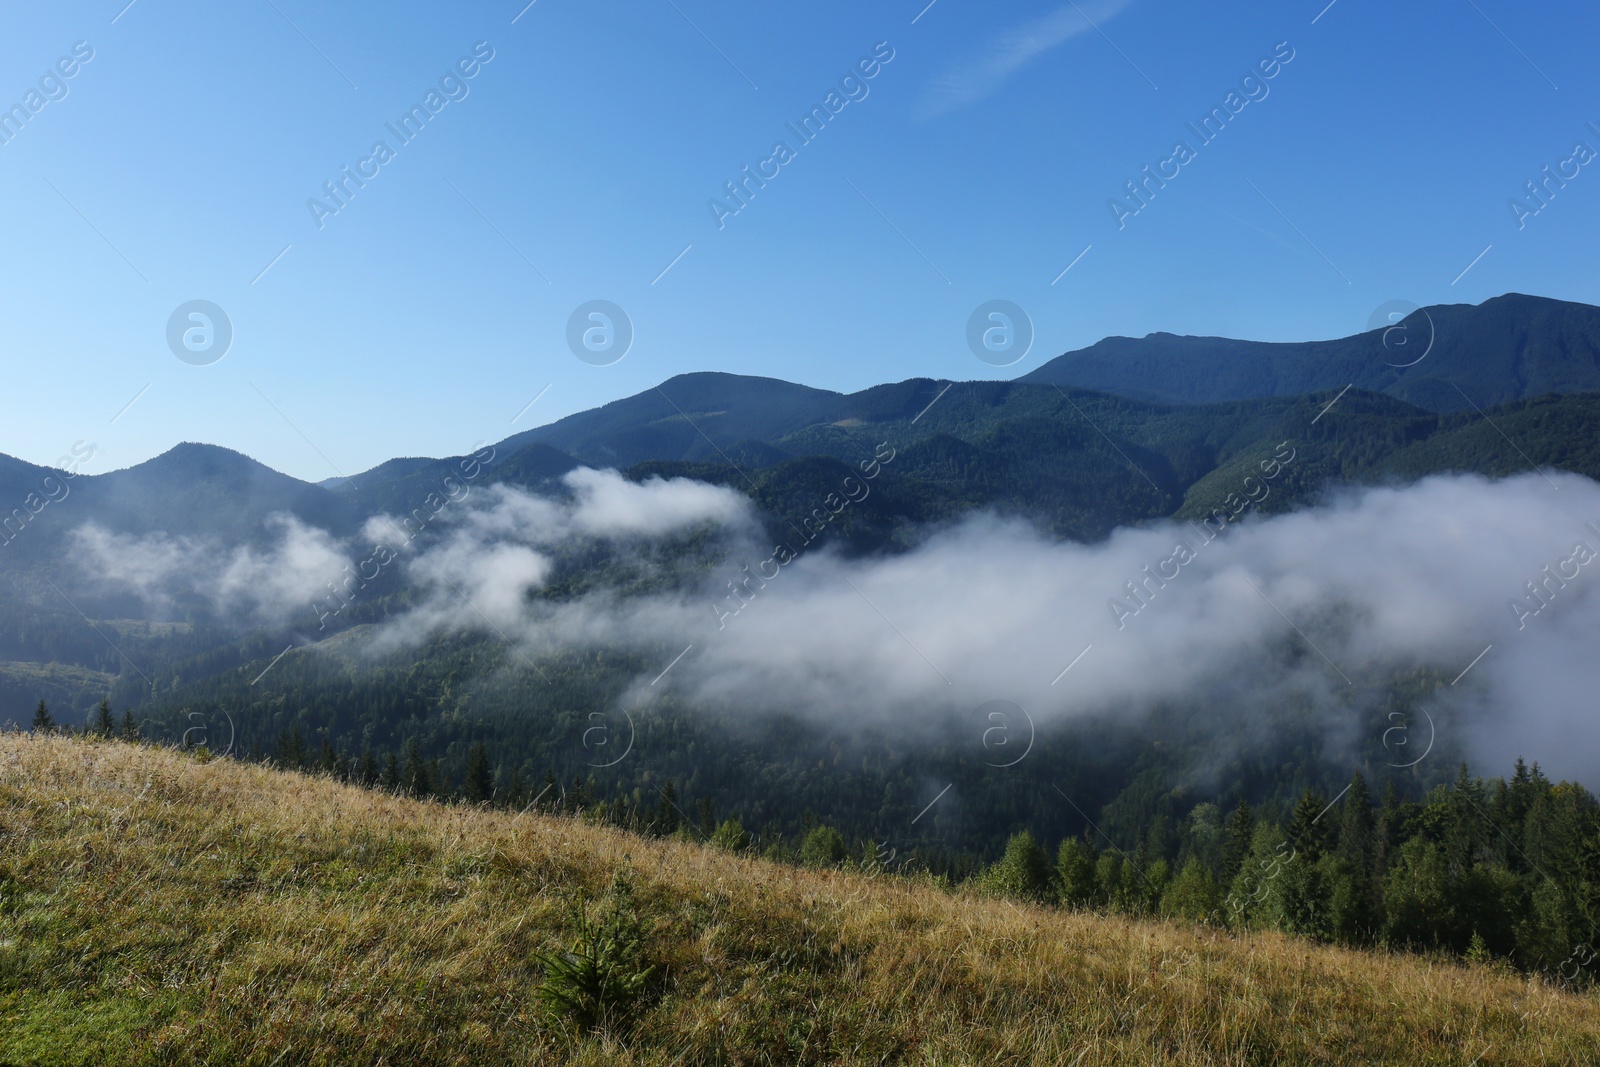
[[1018, 293, 1600, 411], [3, 293, 1599, 570]]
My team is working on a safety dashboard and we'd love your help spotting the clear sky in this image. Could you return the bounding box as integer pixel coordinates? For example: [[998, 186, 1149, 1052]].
[[2, 0, 1597, 481]]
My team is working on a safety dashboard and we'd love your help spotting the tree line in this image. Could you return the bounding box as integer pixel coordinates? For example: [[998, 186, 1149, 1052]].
[[971, 764, 1600, 983]]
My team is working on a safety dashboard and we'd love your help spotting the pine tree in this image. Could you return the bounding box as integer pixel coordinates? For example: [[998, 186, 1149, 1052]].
[[1184, 803, 1225, 873], [655, 781, 681, 836], [1374, 781, 1402, 875], [1331, 771, 1382, 940], [1143, 814, 1174, 865], [1506, 756, 1536, 834], [1337, 772, 1375, 875], [1141, 859, 1171, 915], [1328, 774, 1380, 944], [1118, 845, 1151, 915], [380, 751, 401, 791], [1227, 823, 1290, 930], [31, 700, 54, 734], [119, 710, 139, 742], [463, 742, 493, 804], [1220, 800, 1254, 887], [278, 726, 307, 769], [1444, 764, 1481, 878], [1456, 862, 1520, 959], [1324, 854, 1379, 945], [402, 741, 432, 797], [1488, 777, 1518, 868], [1518, 875, 1581, 972], [1288, 789, 1330, 863], [1267, 846, 1328, 939], [90, 699, 115, 739], [356, 748, 378, 787], [502, 766, 526, 809]]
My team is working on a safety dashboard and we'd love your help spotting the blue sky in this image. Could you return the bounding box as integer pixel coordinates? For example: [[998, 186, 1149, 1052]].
[[2, 0, 1596, 481]]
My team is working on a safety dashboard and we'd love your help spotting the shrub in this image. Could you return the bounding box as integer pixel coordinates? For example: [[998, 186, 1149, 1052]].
[[1160, 858, 1221, 923], [799, 825, 847, 868], [711, 818, 750, 852], [982, 831, 1052, 904], [1056, 838, 1096, 909], [531, 875, 656, 1033]]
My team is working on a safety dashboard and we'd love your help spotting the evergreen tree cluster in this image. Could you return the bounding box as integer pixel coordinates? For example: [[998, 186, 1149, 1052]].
[[26, 699, 137, 741], [977, 765, 1600, 982], [264, 724, 701, 841]]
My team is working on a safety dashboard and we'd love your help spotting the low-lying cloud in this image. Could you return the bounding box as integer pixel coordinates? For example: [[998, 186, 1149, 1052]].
[[72, 515, 349, 625], [387, 471, 1600, 781], [72, 468, 755, 633], [71, 464, 1600, 781]]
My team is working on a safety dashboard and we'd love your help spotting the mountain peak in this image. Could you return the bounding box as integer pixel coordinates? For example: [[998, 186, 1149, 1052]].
[[109, 442, 299, 482]]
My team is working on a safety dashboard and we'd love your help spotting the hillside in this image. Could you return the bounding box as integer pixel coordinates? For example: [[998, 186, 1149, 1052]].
[[0, 734, 1595, 1065], [1019, 293, 1600, 412]]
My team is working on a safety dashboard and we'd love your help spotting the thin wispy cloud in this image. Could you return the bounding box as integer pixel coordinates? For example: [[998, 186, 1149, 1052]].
[[916, 0, 1136, 119]]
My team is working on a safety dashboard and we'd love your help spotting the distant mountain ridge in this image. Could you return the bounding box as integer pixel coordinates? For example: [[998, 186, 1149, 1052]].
[[4, 292, 1600, 581], [470, 293, 1600, 469], [1018, 293, 1600, 412]]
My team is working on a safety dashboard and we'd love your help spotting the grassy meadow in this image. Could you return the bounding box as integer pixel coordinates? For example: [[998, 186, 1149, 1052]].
[[0, 734, 1594, 1065]]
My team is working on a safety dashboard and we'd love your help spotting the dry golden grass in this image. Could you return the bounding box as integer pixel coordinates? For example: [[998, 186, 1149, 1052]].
[[0, 733, 1594, 1065]]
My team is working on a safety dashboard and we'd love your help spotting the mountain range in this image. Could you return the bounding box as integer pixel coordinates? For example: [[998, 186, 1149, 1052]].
[[5, 292, 1599, 566]]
